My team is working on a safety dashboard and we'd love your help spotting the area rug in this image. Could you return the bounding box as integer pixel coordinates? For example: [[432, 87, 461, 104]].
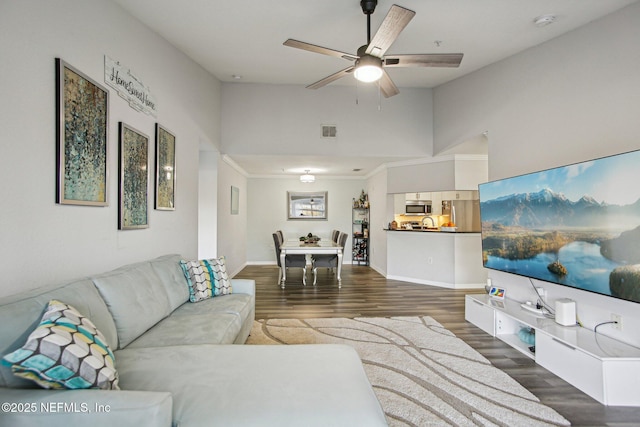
[[246, 316, 570, 427]]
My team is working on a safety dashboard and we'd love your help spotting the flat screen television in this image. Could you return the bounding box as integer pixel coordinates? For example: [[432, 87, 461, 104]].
[[478, 149, 640, 304]]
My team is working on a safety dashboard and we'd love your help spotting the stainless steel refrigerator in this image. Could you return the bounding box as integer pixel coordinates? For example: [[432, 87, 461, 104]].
[[441, 199, 481, 232]]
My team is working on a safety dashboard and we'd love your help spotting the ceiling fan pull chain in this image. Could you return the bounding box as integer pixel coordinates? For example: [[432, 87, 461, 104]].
[[378, 81, 382, 111], [355, 79, 359, 105]]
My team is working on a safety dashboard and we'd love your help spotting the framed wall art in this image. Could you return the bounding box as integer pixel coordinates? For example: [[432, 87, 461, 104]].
[[119, 122, 149, 230], [55, 58, 109, 206], [231, 186, 239, 215], [287, 191, 327, 220], [155, 124, 176, 210]]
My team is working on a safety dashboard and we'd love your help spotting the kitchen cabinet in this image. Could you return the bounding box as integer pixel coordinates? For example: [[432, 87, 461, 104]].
[[405, 192, 432, 201], [393, 194, 405, 215], [441, 190, 477, 200], [465, 294, 640, 406], [430, 193, 442, 215]]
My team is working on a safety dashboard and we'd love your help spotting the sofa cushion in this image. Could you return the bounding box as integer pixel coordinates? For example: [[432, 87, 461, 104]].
[[149, 254, 190, 311], [126, 311, 243, 348], [180, 257, 232, 303], [0, 278, 118, 389], [127, 293, 254, 348], [170, 294, 253, 324], [115, 344, 387, 427], [2, 300, 119, 390], [91, 263, 172, 349]]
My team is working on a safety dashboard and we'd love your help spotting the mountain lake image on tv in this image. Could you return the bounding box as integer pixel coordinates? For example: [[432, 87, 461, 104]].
[[479, 149, 640, 304]]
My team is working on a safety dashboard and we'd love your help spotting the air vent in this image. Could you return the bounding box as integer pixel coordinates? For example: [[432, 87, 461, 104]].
[[321, 125, 337, 138]]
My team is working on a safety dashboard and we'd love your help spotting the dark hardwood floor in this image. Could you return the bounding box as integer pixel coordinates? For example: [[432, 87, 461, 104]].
[[234, 264, 640, 426]]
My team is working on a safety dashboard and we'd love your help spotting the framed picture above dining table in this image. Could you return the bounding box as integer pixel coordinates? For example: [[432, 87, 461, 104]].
[[287, 191, 327, 220]]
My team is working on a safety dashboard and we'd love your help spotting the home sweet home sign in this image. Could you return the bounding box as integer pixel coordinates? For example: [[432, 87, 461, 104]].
[[104, 55, 157, 117]]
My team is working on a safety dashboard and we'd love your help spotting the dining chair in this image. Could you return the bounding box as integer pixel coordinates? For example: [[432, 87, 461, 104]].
[[273, 232, 308, 285], [312, 231, 348, 285], [276, 230, 284, 243], [330, 229, 340, 243]]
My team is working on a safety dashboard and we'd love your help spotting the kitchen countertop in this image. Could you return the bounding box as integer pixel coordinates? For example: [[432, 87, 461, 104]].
[[384, 228, 480, 234]]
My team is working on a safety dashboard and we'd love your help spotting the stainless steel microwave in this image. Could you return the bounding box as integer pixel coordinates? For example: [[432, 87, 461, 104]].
[[405, 200, 431, 214]]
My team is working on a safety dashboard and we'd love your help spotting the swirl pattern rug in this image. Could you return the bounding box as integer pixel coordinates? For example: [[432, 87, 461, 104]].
[[246, 316, 570, 426]]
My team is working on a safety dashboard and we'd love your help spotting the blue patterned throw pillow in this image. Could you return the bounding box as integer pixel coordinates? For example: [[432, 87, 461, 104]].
[[207, 256, 232, 296], [2, 300, 119, 390], [180, 256, 233, 302]]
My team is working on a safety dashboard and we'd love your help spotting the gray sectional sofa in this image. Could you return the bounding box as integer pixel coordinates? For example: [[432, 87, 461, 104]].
[[0, 254, 387, 426]]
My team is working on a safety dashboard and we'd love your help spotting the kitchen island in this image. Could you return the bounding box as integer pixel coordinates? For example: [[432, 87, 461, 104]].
[[385, 229, 487, 289]]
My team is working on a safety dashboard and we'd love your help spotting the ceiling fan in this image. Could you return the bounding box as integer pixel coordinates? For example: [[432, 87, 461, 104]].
[[283, 0, 463, 98]]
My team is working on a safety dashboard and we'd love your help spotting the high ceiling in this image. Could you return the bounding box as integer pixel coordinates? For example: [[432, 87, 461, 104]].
[[112, 0, 637, 178]]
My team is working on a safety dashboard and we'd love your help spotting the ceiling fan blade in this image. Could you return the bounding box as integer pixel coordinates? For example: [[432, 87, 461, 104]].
[[365, 5, 415, 58], [284, 39, 358, 61], [384, 53, 464, 68], [378, 70, 399, 98], [306, 66, 355, 90]]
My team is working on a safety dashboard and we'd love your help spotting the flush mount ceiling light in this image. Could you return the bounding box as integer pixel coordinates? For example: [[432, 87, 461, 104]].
[[300, 170, 315, 183]]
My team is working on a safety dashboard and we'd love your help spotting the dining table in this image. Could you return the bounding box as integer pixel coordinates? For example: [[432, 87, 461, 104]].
[[279, 239, 343, 289]]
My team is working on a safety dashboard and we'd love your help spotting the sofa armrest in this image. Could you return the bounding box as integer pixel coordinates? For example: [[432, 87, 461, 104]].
[[230, 278, 255, 296], [0, 388, 172, 427]]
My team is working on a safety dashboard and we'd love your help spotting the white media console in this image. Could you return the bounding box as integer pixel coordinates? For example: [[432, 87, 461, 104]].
[[465, 293, 640, 406]]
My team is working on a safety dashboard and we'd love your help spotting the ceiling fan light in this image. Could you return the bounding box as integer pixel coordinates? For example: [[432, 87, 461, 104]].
[[354, 65, 383, 82], [300, 170, 315, 183], [354, 55, 383, 83]]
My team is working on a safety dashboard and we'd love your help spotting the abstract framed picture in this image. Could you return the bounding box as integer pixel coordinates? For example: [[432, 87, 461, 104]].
[[155, 124, 176, 210], [118, 122, 149, 230], [56, 58, 109, 206]]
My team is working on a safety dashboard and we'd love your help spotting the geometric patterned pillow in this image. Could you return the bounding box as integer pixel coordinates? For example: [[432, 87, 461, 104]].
[[1, 300, 119, 390], [207, 256, 232, 297], [180, 256, 233, 303]]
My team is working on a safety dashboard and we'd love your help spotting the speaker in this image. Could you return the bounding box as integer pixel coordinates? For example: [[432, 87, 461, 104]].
[[555, 298, 576, 326]]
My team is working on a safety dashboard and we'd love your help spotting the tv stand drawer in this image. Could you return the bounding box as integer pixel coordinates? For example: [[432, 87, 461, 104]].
[[536, 331, 604, 403], [465, 295, 495, 335]]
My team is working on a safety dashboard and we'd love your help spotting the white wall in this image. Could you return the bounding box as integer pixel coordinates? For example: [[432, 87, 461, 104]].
[[216, 158, 249, 277], [246, 178, 365, 264], [434, 3, 640, 347], [385, 156, 488, 194], [221, 83, 433, 158], [454, 158, 489, 190], [198, 150, 219, 259], [367, 168, 388, 275], [387, 159, 455, 193], [220, 80, 435, 272], [0, 0, 221, 297], [434, 4, 640, 173]]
